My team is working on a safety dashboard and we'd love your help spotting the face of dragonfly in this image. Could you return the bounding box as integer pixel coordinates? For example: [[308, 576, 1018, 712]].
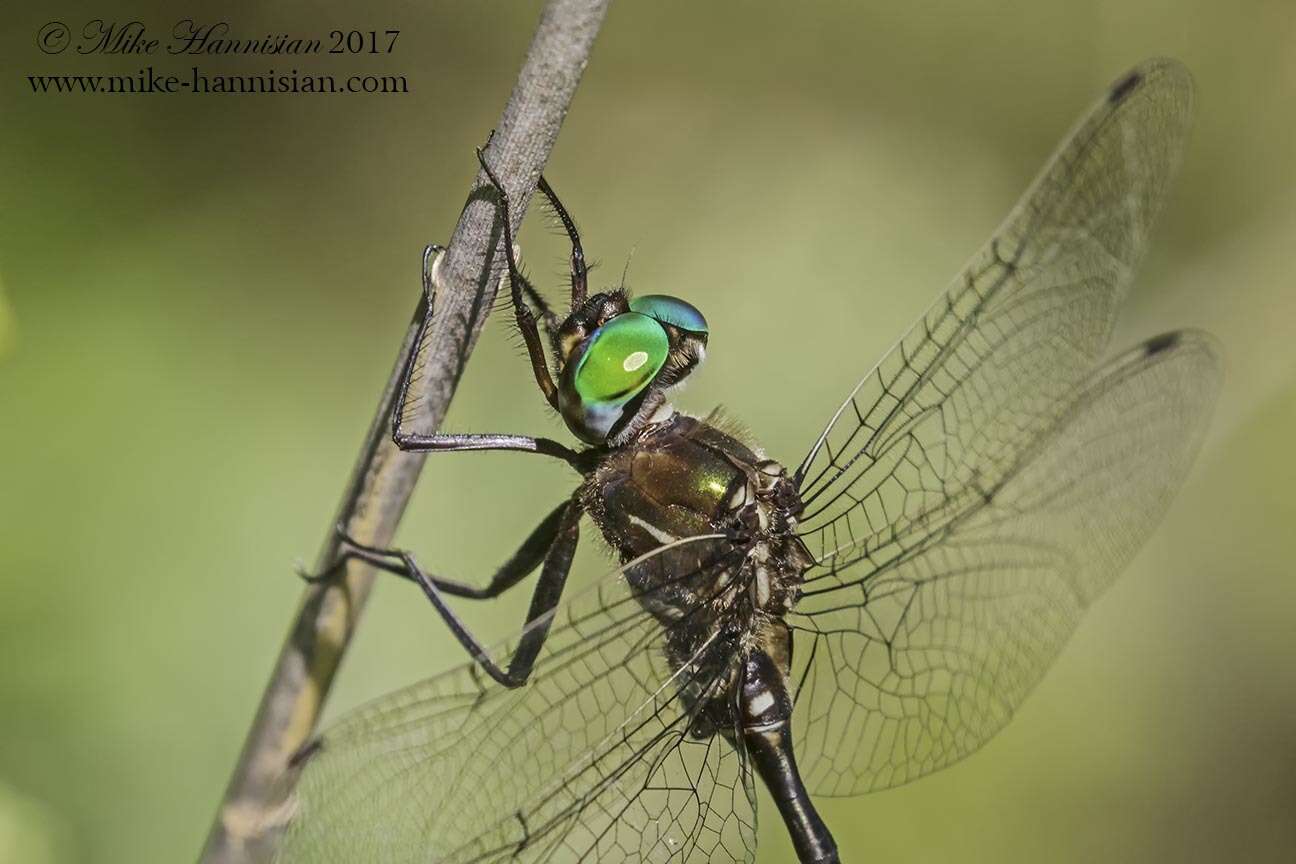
[[553, 292, 710, 445], [276, 58, 1220, 863]]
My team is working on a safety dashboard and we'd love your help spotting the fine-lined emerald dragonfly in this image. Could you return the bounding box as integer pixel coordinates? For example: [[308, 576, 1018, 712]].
[[278, 58, 1218, 863]]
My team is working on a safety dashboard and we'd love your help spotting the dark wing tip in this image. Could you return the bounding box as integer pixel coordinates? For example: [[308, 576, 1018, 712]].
[[1108, 69, 1144, 104], [1132, 329, 1224, 391], [1143, 330, 1181, 355], [1141, 329, 1223, 366], [1106, 58, 1194, 109]]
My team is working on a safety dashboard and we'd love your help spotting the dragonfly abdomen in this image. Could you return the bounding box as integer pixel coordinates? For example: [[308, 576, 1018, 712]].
[[741, 622, 839, 864]]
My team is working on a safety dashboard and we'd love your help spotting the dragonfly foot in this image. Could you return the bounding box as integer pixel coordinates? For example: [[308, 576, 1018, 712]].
[[295, 556, 345, 584]]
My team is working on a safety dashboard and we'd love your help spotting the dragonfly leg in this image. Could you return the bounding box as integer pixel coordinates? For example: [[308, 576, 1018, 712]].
[[475, 144, 560, 409], [389, 251, 585, 468], [518, 273, 561, 342], [323, 502, 568, 599], [537, 174, 588, 309], [325, 500, 582, 688]]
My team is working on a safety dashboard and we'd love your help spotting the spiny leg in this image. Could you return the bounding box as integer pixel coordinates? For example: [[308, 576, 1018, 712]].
[[319, 500, 581, 688], [537, 175, 588, 308], [471, 130, 560, 338], [475, 146, 561, 408], [352, 151, 592, 683], [493, 171, 585, 342], [516, 272, 560, 342], [389, 244, 581, 466], [311, 502, 569, 598]]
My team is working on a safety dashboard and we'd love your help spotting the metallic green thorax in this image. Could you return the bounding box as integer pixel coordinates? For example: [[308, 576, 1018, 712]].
[[595, 417, 750, 544]]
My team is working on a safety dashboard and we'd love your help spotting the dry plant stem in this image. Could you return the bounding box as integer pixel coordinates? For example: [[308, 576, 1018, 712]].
[[197, 1, 611, 861]]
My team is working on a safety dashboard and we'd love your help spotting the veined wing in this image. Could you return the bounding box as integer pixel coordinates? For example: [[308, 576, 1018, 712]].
[[789, 330, 1219, 796], [275, 537, 758, 864], [794, 58, 1194, 560]]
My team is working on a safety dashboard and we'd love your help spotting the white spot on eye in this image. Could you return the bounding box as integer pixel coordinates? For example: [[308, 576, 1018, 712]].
[[622, 350, 649, 372]]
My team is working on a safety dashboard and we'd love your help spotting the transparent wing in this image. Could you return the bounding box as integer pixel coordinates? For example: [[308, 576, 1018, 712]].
[[275, 537, 758, 864], [789, 331, 1220, 796], [794, 58, 1194, 558]]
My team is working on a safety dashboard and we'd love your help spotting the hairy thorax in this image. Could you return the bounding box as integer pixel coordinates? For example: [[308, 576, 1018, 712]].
[[580, 410, 813, 644]]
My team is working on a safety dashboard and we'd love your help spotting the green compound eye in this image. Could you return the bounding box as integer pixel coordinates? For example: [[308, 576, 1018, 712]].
[[560, 312, 669, 444], [629, 295, 708, 334], [573, 312, 668, 402]]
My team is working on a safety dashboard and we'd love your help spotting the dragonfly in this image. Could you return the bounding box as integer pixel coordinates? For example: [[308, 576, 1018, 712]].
[[277, 58, 1219, 863]]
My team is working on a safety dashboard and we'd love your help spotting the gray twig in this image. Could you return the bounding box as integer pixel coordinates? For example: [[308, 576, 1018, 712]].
[[197, 2, 611, 861]]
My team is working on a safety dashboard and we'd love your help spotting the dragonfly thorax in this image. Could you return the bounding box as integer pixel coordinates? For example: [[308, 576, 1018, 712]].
[[581, 411, 813, 632]]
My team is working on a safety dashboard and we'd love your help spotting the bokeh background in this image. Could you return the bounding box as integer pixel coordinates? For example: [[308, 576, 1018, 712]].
[[2, 1, 1294, 862]]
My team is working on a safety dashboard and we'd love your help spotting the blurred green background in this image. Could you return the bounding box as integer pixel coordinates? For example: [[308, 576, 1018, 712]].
[[2, 1, 1294, 862]]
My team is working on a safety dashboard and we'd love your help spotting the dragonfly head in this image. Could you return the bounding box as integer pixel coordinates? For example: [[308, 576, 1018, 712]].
[[555, 293, 709, 446]]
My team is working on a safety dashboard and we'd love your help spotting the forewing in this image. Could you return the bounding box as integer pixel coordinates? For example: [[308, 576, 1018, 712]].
[[275, 540, 758, 864], [789, 331, 1220, 796], [795, 59, 1194, 561]]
